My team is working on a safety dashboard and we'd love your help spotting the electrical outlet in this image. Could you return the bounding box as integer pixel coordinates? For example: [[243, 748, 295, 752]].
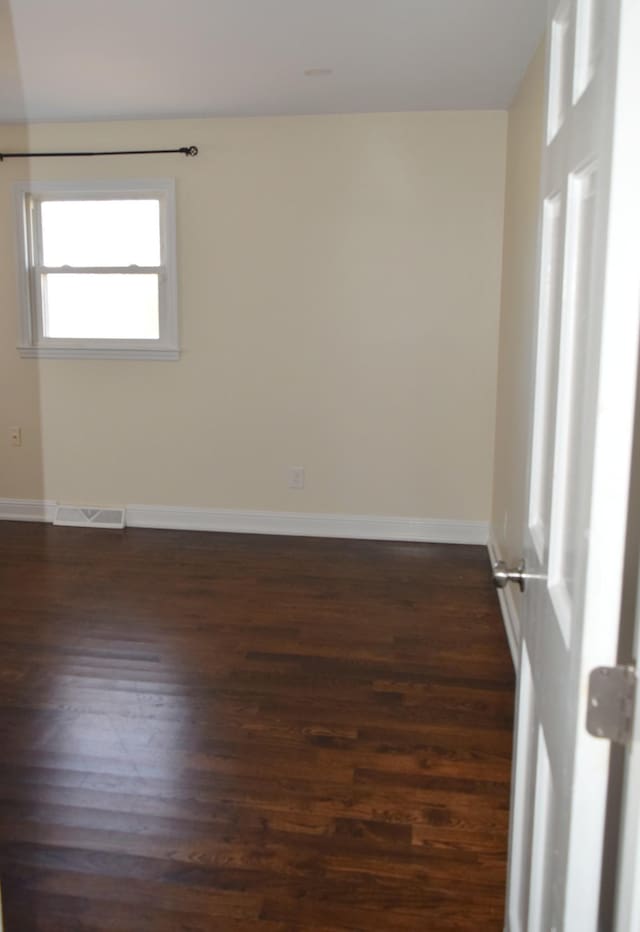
[[9, 426, 21, 447], [288, 466, 305, 490]]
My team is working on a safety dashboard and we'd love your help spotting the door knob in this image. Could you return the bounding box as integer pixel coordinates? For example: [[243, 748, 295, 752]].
[[493, 559, 527, 593]]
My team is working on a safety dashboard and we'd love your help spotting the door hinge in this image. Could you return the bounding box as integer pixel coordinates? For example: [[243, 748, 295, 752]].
[[586, 665, 637, 745]]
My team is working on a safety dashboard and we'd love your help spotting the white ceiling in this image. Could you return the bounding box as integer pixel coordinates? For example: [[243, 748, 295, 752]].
[[0, 0, 545, 123]]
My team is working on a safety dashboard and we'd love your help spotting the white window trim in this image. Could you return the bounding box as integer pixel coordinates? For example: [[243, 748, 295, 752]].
[[14, 178, 179, 360]]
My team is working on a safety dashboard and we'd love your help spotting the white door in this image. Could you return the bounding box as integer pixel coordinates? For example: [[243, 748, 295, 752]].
[[504, 0, 640, 928]]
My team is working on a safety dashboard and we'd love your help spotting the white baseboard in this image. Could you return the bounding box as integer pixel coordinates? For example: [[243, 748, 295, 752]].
[[0, 498, 488, 545], [127, 505, 488, 544], [0, 498, 56, 522], [488, 534, 520, 670]]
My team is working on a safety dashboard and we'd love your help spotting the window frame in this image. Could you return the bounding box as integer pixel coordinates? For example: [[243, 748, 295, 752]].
[[14, 178, 179, 360]]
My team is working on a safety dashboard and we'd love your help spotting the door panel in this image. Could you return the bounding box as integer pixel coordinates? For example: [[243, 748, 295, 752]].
[[528, 192, 563, 563], [547, 163, 597, 647], [506, 0, 640, 928], [547, 7, 572, 144], [573, 0, 604, 103], [507, 644, 536, 931], [527, 726, 553, 931]]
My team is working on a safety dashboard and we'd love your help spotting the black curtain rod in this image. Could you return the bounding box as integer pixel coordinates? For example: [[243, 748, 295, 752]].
[[0, 145, 198, 161]]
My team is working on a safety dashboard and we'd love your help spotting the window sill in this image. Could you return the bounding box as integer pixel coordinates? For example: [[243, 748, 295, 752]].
[[17, 346, 180, 361]]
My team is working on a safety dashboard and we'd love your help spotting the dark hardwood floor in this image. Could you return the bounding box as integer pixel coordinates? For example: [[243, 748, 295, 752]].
[[0, 522, 514, 931]]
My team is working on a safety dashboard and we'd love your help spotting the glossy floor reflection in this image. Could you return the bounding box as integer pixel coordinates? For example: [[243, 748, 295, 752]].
[[0, 523, 514, 931]]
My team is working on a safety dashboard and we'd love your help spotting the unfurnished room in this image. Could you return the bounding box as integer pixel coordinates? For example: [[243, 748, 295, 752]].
[[1, 1, 640, 930]]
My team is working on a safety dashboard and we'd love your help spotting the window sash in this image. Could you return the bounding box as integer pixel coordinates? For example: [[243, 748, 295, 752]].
[[31, 272, 167, 346], [38, 272, 160, 341], [29, 194, 168, 270]]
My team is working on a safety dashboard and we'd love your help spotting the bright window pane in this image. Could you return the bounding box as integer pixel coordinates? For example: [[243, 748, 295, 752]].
[[43, 274, 160, 339], [41, 199, 161, 267]]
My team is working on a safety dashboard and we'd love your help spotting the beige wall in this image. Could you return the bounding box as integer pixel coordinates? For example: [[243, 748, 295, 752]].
[[0, 123, 45, 501], [491, 45, 546, 577], [0, 3, 44, 502], [1, 111, 507, 520]]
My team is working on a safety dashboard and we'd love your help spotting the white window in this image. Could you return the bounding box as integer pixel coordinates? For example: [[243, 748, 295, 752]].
[[14, 179, 179, 359]]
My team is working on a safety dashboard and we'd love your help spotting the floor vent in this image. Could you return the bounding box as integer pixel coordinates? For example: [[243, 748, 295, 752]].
[[54, 505, 126, 529]]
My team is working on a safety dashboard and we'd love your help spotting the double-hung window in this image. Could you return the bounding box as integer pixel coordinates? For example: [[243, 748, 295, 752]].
[[15, 179, 178, 359]]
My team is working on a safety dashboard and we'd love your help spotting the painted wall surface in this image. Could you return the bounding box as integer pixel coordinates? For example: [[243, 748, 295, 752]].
[[491, 44, 546, 582], [0, 111, 506, 520], [0, 122, 46, 501]]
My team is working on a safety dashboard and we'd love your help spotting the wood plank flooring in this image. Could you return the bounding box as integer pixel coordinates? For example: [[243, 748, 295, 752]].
[[0, 523, 514, 931]]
